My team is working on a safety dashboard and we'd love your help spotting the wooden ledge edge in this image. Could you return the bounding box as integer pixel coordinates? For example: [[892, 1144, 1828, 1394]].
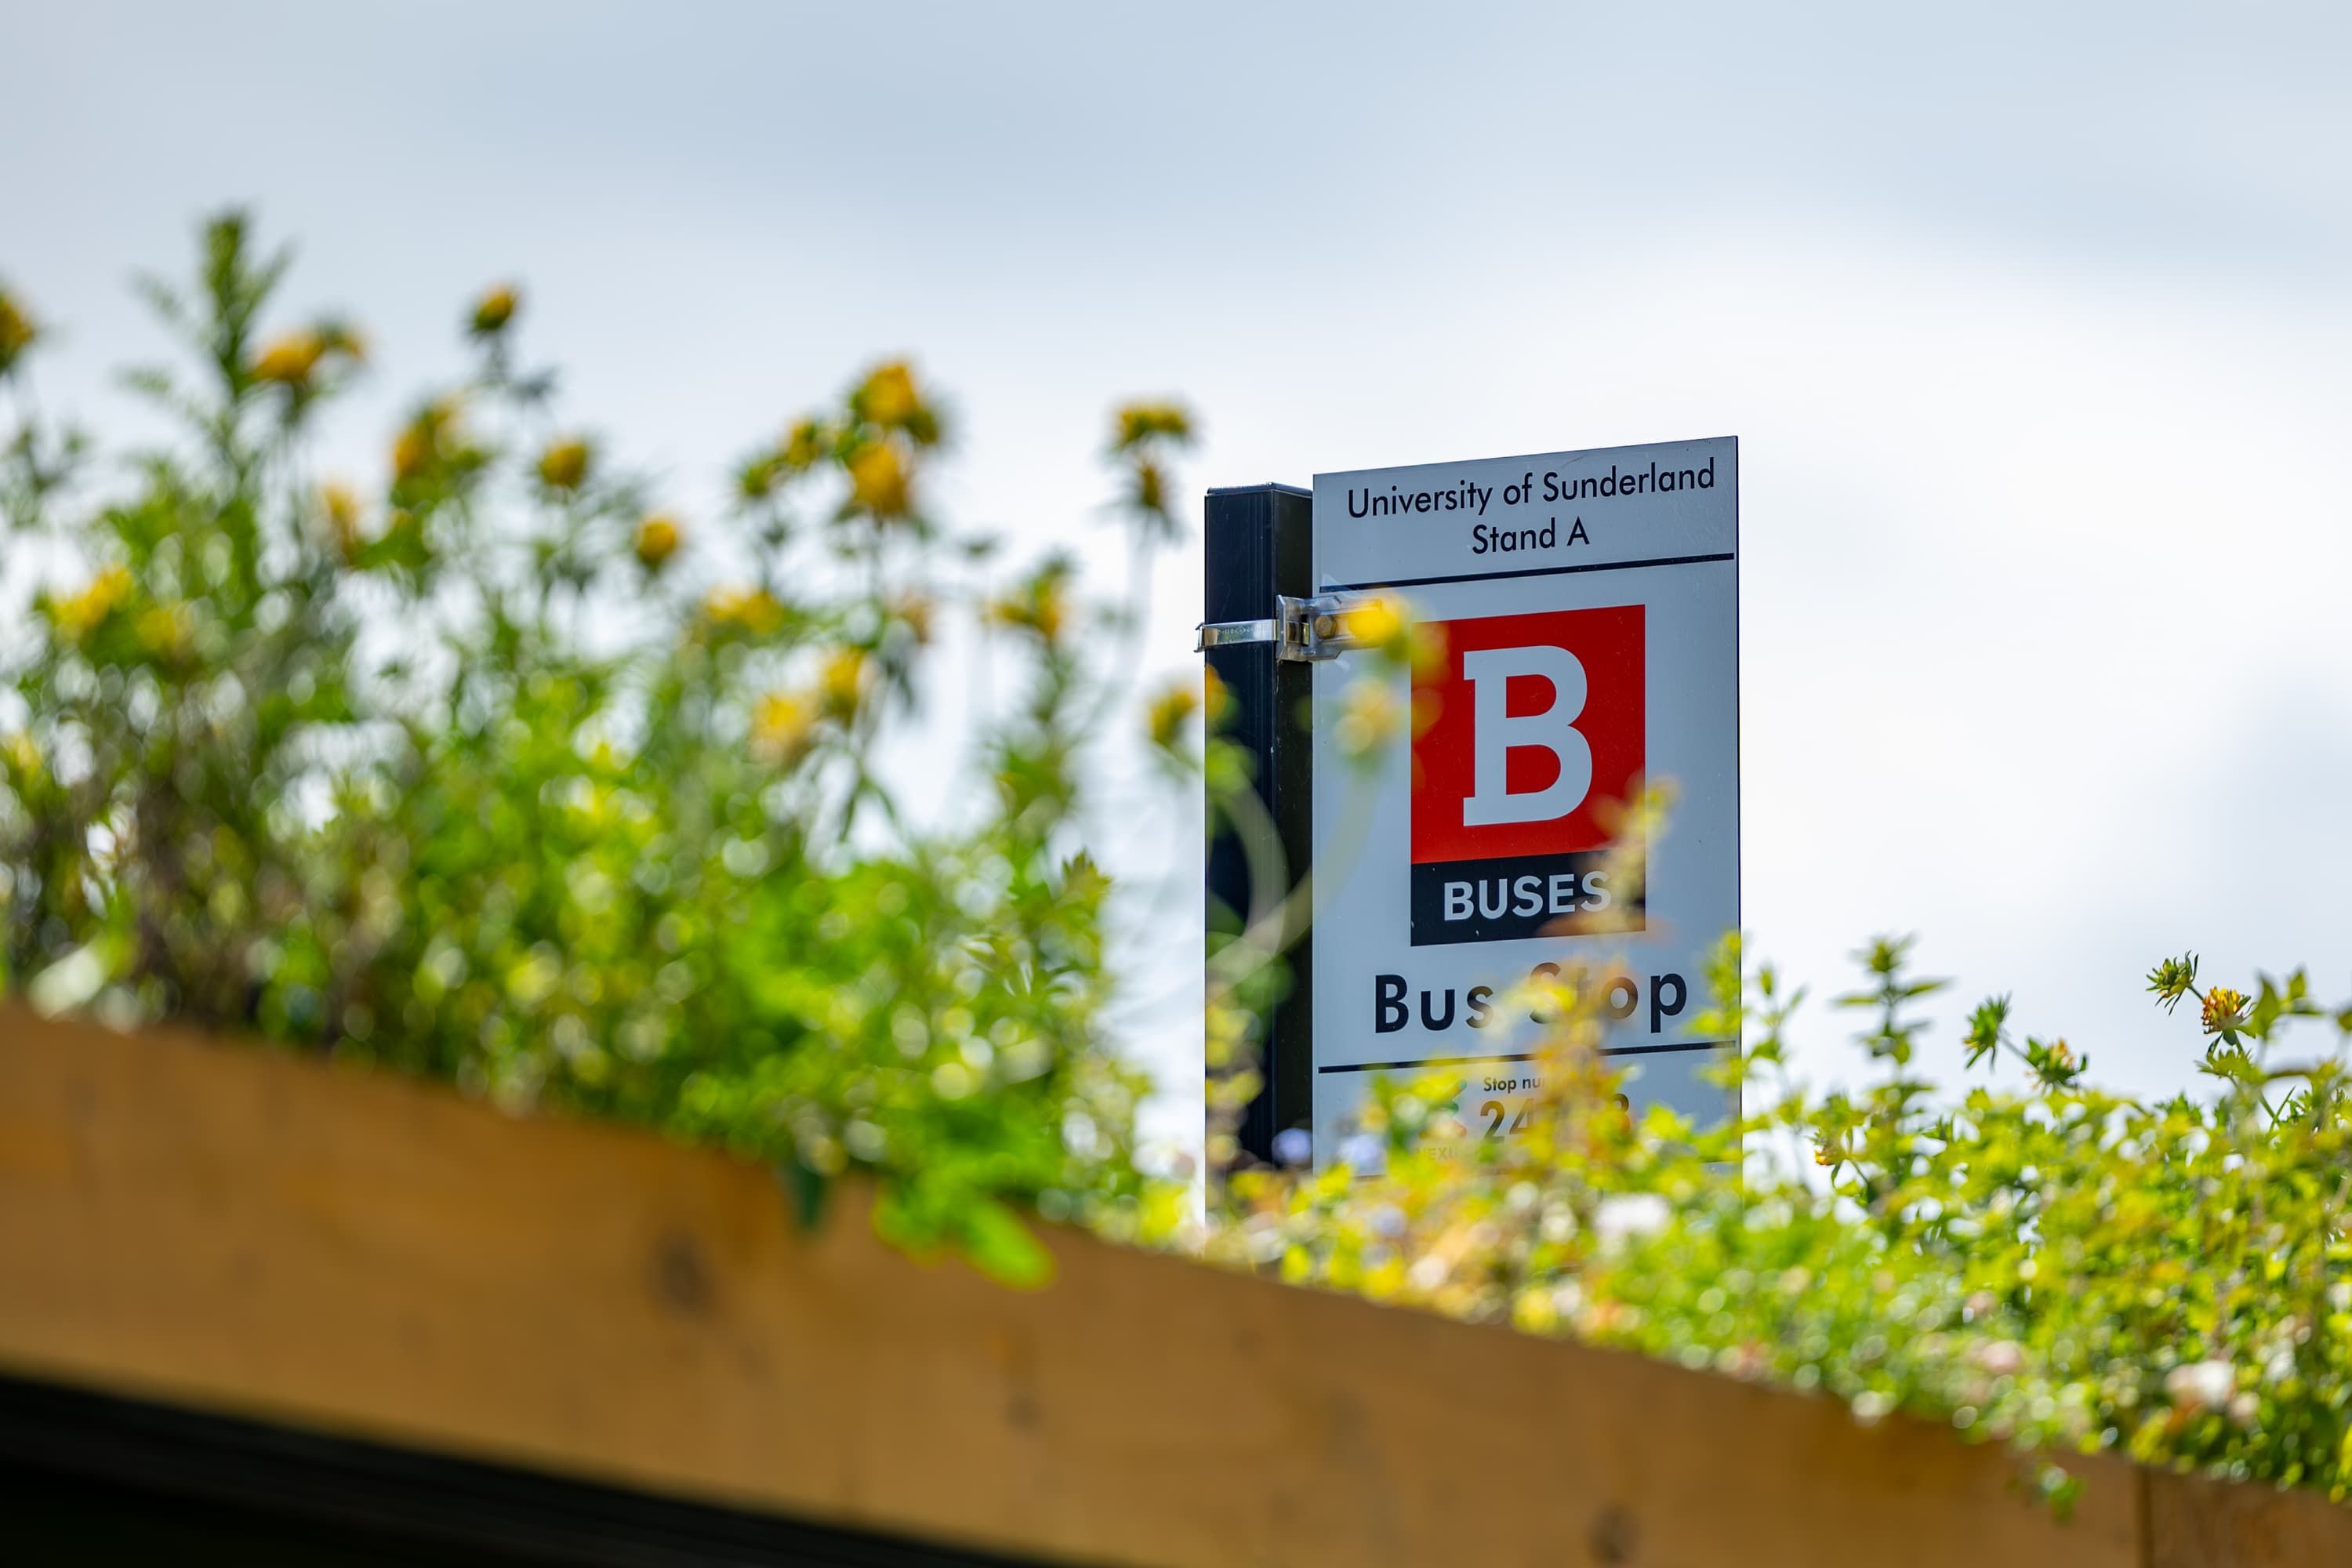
[[2, 1006, 2345, 1568]]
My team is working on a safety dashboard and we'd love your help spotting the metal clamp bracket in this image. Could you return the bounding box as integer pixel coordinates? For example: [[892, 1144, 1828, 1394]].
[[1195, 592, 1387, 662]]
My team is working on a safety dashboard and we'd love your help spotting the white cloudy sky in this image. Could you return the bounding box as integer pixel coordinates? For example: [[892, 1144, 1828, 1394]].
[[10, 2, 2351, 1149]]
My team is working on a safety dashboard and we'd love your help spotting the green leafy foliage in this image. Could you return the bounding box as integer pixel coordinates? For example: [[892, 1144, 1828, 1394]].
[[1200, 931, 2352, 1507]]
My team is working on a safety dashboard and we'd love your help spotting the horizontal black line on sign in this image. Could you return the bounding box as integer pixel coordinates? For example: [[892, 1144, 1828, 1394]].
[[1324, 550, 1735, 593], [1317, 1040, 1736, 1074]]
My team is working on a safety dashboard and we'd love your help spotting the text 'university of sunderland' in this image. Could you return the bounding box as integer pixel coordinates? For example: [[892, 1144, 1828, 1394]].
[[1342, 456, 1721, 519]]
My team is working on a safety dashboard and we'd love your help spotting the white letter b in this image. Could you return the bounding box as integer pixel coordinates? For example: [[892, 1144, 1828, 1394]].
[[1461, 644, 1592, 827]]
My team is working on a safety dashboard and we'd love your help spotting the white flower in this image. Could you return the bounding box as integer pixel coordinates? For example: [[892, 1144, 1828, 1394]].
[[1270, 1127, 1312, 1167], [1338, 1133, 1385, 1174], [1592, 1193, 1671, 1248], [1408, 1254, 1450, 1293], [2165, 1359, 2236, 1412]]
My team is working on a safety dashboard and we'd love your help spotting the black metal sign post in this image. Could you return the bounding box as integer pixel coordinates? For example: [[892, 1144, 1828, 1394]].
[[1200, 483, 1314, 1166]]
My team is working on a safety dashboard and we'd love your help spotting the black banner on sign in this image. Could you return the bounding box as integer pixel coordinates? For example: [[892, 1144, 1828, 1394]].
[[1409, 849, 1646, 946]]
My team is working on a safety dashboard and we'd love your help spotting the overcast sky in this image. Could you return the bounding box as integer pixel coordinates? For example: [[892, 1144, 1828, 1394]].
[[10, 2, 2351, 1151]]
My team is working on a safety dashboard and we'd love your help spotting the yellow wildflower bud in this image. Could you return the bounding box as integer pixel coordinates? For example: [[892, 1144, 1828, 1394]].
[[0, 288, 42, 378], [846, 442, 909, 518], [51, 564, 132, 644], [320, 483, 364, 558], [751, 690, 818, 763], [1341, 594, 1406, 652], [780, 417, 826, 473], [1034, 581, 1067, 642], [391, 426, 429, 481], [1112, 400, 1195, 451], [987, 575, 1067, 644], [858, 361, 920, 427], [633, 514, 681, 571], [538, 438, 592, 492], [818, 648, 868, 716], [2201, 985, 2250, 1035], [703, 586, 785, 637], [391, 397, 466, 485], [469, 284, 519, 337], [135, 602, 193, 662], [1146, 681, 1199, 750], [252, 331, 324, 387]]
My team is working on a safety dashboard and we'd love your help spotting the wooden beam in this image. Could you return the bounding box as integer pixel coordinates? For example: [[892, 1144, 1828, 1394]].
[[0, 1007, 2341, 1566]]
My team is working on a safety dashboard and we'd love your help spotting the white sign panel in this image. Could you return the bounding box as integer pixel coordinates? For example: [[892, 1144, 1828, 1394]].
[[1308, 438, 1738, 1160]]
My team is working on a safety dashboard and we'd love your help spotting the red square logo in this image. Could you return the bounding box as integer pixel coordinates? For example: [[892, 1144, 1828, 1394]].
[[1407, 604, 1644, 944]]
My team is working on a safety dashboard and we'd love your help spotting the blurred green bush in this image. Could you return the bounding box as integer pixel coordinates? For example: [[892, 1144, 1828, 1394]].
[[0, 213, 1197, 1283]]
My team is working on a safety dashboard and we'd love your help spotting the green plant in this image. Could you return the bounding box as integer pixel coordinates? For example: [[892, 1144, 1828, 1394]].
[[16, 214, 2352, 1516], [1201, 928, 2352, 1508], [0, 213, 1195, 1282]]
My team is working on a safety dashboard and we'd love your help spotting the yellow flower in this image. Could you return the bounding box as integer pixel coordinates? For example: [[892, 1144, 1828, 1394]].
[[320, 483, 365, 558], [135, 602, 193, 662], [1146, 681, 1198, 750], [2202, 985, 2250, 1035], [391, 397, 465, 484], [1112, 400, 1194, 451], [857, 361, 920, 427], [50, 564, 132, 643], [0, 288, 42, 378], [851, 361, 938, 445], [252, 321, 362, 390], [818, 648, 868, 716], [538, 438, 592, 492], [252, 331, 325, 387], [703, 586, 785, 636], [1341, 594, 1406, 652], [987, 572, 1069, 644], [633, 514, 681, 571], [846, 442, 910, 518], [469, 284, 519, 337], [391, 426, 429, 481], [779, 417, 827, 472], [751, 690, 818, 763]]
